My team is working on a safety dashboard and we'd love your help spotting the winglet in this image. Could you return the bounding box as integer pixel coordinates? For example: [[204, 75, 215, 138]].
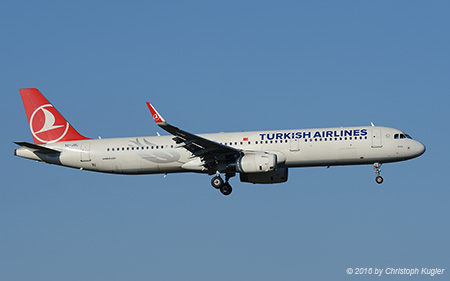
[[146, 102, 166, 124]]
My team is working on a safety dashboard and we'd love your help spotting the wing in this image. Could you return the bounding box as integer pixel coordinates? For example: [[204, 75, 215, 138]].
[[146, 102, 241, 173]]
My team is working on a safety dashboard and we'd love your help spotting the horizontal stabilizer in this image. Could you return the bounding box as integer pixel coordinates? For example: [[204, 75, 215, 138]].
[[14, 141, 60, 153]]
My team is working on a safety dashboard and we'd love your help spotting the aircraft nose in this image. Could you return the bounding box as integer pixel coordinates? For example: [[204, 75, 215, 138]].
[[415, 141, 426, 157]]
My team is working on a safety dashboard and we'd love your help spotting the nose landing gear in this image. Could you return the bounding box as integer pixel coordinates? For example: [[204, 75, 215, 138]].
[[211, 173, 235, 196], [374, 162, 383, 184]]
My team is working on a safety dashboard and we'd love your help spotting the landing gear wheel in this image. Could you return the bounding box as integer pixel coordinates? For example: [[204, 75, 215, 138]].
[[376, 176, 384, 184], [220, 183, 232, 196], [211, 176, 224, 189]]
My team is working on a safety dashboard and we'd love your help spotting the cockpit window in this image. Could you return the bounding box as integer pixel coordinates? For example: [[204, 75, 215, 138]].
[[395, 133, 412, 140]]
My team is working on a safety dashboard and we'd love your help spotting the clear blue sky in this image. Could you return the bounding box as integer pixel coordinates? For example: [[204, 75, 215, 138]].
[[1, 1, 449, 280]]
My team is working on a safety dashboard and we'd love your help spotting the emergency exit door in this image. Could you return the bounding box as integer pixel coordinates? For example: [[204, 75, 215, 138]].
[[290, 138, 300, 151]]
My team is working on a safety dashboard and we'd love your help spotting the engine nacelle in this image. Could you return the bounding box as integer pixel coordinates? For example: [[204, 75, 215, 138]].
[[236, 152, 277, 173], [240, 168, 288, 184]]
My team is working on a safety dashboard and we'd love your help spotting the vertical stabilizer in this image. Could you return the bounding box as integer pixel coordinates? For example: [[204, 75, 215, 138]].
[[19, 88, 90, 144]]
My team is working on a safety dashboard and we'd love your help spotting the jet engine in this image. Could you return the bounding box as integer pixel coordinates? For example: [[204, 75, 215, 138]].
[[235, 152, 277, 173]]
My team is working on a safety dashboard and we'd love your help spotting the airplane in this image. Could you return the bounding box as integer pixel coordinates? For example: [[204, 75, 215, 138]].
[[14, 88, 426, 196]]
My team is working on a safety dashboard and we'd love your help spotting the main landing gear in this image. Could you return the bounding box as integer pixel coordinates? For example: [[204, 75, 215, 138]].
[[374, 162, 384, 184], [211, 173, 234, 196]]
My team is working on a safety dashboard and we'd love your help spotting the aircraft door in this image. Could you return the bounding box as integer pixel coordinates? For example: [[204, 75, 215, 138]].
[[371, 129, 383, 148], [80, 142, 91, 162]]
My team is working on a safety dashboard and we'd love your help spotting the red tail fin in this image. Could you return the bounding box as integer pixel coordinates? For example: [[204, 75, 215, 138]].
[[19, 88, 90, 144]]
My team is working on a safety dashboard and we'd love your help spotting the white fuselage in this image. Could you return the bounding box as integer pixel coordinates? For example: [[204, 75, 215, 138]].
[[15, 126, 426, 175]]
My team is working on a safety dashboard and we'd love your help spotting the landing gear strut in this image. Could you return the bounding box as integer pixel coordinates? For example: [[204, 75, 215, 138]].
[[374, 162, 383, 184], [210, 173, 235, 196]]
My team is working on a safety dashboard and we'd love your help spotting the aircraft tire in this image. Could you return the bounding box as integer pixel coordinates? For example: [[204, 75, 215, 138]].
[[211, 176, 224, 189], [376, 176, 384, 184], [220, 183, 232, 196]]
